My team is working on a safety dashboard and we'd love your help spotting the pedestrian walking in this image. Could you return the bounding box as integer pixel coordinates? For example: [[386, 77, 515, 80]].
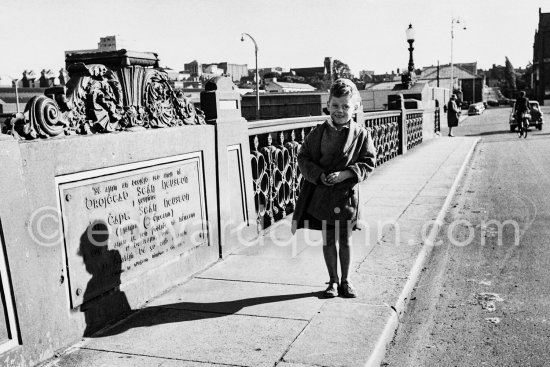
[[291, 78, 376, 299], [447, 94, 460, 137]]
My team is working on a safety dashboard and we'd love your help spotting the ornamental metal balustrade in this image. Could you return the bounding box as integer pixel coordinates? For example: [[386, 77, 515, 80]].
[[406, 110, 424, 150], [248, 110, 421, 229], [364, 111, 401, 166]]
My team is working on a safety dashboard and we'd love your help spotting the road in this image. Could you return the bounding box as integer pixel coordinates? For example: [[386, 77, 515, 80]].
[[383, 106, 550, 366]]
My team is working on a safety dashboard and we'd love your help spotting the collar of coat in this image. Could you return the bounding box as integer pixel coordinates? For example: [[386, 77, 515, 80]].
[[311, 119, 363, 169], [327, 119, 351, 130]]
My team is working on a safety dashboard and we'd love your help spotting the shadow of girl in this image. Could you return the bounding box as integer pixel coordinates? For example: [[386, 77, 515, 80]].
[[78, 221, 131, 337], [79, 222, 322, 338], [94, 290, 323, 337]]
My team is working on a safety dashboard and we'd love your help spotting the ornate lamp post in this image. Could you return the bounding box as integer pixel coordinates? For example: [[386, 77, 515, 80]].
[[241, 33, 260, 120], [450, 18, 467, 95], [402, 24, 416, 88]]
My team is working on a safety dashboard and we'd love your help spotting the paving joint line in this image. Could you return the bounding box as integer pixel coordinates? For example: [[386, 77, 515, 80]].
[[152, 306, 312, 322], [195, 276, 320, 288], [78, 347, 245, 366]]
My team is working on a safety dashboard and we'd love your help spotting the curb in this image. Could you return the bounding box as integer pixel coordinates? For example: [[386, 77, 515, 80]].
[[364, 138, 480, 367]]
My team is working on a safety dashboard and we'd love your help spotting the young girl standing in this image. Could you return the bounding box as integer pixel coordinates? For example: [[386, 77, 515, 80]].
[[292, 78, 376, 298]]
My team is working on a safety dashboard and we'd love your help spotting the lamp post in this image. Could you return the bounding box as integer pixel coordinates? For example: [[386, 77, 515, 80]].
[[450, 18, 467, 96], [241, 33, 260, 120], [402, 24, 416, 88]]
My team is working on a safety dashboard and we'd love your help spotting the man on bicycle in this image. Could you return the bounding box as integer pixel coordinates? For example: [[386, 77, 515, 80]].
[[514, 91, 530, 138]]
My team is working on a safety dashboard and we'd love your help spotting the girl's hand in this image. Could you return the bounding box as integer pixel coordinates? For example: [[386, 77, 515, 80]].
[[326, 170, 352, 184], [320, 173, 333, 186]]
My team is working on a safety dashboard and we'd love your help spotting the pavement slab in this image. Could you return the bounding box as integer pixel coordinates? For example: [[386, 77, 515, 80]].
[[86, 308, 308, 367], [198, 256, 328, 287], [44, 348, 234, 367], [146, 278, 325, 320], [282, 303, 393, 366]]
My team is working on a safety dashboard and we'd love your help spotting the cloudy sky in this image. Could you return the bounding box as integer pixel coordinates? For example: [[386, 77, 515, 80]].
[[0, 0, 547, 78]]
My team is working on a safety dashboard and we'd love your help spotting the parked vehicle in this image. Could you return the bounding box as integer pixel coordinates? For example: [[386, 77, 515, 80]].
[[509, 100, 544, 131], [468, 102, 485, 116]]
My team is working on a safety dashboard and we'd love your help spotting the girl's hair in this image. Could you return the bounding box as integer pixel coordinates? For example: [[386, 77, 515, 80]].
[[330, 78, 360, 104]]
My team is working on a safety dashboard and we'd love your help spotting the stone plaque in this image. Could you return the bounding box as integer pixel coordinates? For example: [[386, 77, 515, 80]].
[[58, 154, 208, 308]]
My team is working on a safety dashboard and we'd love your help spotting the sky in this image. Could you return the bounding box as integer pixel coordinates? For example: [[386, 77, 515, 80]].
[[0, 0, 548, 79]]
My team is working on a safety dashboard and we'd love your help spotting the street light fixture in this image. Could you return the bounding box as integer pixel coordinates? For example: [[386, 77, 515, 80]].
[[241, 33, 260, 120], [450, 18, 467, 96], [402, 23, 416, 88]]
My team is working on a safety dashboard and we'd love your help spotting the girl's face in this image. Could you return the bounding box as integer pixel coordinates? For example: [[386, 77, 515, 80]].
[[327, 94, 357, 125]]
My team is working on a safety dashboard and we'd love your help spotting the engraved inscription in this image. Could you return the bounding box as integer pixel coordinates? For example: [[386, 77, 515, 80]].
[[59, 157, 208, 308]]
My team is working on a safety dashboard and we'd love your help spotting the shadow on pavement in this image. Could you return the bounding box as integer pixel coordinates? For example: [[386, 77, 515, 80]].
[[464, 130, 513, 137], [92, 291, 323, 337]]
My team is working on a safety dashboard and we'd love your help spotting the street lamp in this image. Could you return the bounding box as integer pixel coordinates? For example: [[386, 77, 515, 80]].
[[402, 24, 416, 88], [241, 33, 260, 120], [450, 18, 467, 96]]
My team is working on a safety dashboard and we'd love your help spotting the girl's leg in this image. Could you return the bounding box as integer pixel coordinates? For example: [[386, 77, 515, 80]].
[[322, 228, 339, 283], [338, 224, 357, 298], [338, 226, 352, 282]]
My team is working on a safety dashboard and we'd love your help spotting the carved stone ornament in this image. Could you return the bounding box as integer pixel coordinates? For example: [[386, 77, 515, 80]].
[[6, 62, 205, 140]]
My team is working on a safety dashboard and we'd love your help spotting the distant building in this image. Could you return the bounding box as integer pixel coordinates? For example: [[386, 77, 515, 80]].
[[417, 63, 484, 103], [22, 70, 39, 88], [361, 70, 400, 84], [291, 57, 332, 78], [264, 78, 315, 93], [216, 62, 248, 82], [184, 61, 247, 83], [361, 81, 447, 111], [258, 67, 290, 77], [184, 60, 202, 77], [533, 8, 550, 104], [64, 35, 128, 58], [39, 69, 57, 87]]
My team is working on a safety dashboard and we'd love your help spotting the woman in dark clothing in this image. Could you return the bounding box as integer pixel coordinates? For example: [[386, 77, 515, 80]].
[[447, 94, 460, 137]]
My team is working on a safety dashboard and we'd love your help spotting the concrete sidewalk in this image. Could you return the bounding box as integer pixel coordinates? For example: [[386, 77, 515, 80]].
[[43, 136, 479, 367]]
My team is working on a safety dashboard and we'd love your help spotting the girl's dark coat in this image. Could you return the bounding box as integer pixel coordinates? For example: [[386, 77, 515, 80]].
[[291, 120, 376, 234]]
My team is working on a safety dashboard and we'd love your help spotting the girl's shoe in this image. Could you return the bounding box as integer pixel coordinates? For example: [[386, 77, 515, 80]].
[[339, 280, 357, 298], [323, 282, 339, 298]]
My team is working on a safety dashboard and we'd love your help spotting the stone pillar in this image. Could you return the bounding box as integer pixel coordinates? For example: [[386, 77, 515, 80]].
[[397, 94, 408, 155], [201, 77, 258, 257]]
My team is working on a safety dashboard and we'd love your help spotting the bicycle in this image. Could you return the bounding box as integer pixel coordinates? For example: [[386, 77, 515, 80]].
[[517, 111, 530, 139]]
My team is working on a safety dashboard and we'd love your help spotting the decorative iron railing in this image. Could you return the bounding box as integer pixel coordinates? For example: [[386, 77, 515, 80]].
[[406, 111, 423, 150], [248, 116, 325, 229], [364, 111, 401, 166], [248, 111, 407, 229]]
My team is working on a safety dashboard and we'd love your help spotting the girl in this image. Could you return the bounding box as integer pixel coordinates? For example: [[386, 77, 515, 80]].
[[292, 78, 376, 298]]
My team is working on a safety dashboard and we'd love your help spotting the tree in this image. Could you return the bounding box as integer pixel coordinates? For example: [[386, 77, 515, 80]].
[[504, 57, 517, 91], [306, 73, 332, 91], [332, 59, 352, 79]]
